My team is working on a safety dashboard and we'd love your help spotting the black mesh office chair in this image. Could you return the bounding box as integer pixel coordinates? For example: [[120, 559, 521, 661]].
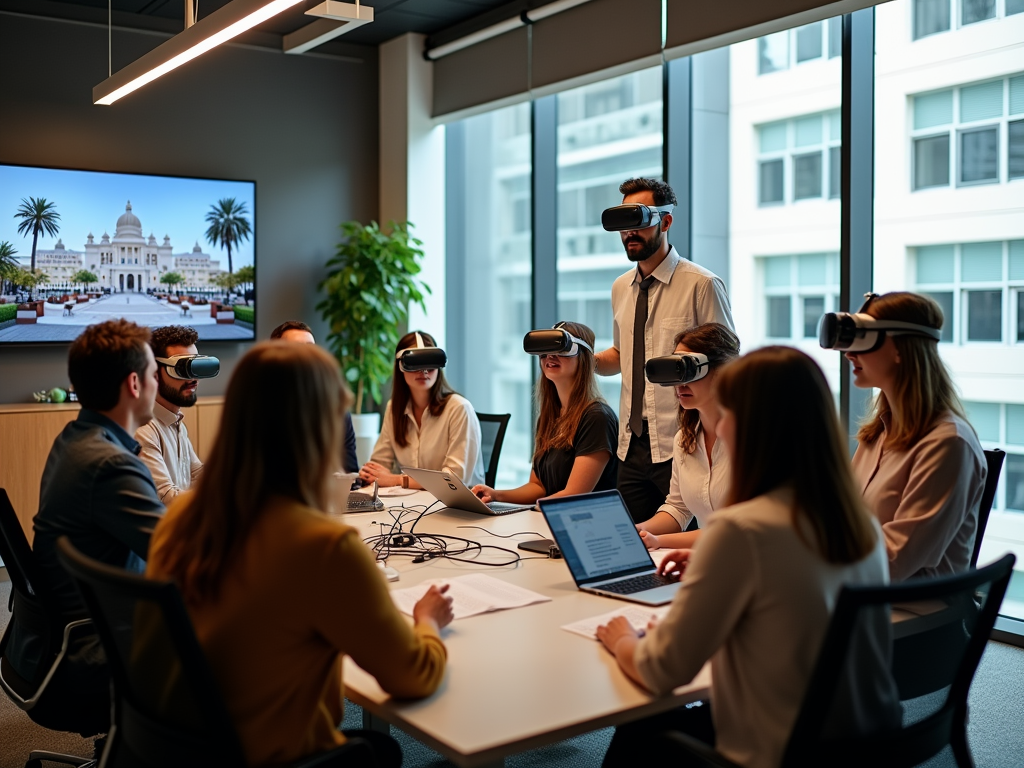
[[971, 449, 1005, 569], [659, 554, 1016, 768], [477, 413, 511, 488], [0, 489, 97, 768], [55, 536, 378, 768]]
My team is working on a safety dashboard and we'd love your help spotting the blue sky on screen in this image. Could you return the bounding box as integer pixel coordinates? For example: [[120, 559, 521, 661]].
[[0, 164, 255, 269]]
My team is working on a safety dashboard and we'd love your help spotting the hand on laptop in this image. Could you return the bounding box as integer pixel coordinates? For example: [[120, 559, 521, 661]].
[[471, 484, 497, 503], [413, 583, 454, 632], [656, 549, 692, 582]]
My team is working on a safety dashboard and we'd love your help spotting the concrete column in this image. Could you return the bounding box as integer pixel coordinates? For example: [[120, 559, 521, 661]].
[[379, 33, 446, 346]]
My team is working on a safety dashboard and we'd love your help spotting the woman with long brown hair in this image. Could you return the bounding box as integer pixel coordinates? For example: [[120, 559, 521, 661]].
[[635, 323, 739, 550], [597, 347, 898, 768], [472, 321, 618, 503], [360, 330, 485, 489], [147, 342, 453, 768], [843, 291, 985, 581]]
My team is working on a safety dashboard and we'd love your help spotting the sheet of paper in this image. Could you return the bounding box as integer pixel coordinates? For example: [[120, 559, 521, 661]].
[[390, 574, 551, 620], [561, 604, 672, 640]]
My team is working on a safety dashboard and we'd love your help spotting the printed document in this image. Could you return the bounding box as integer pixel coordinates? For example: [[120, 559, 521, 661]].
[[562, 604, 672, 640], [390, 573, 551, 620]]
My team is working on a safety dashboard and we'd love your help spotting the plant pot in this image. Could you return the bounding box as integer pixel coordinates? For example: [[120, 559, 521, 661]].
[[351, 412, 381, 469]]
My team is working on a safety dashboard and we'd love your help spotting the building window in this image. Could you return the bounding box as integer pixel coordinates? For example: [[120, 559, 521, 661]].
[[914, 240, 1024, 344], [760, 253, 840, 341], [914, 0, 1023, 39], [912, 74, 1024, 189], [757, 112, 841, 205], [964, 401, 1024, 513], [758, 19, 842, 74]]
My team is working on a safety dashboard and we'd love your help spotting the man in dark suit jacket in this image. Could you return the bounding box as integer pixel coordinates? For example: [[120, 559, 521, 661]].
[[7, 319, 164, 737], [270, 320, 358, 472]]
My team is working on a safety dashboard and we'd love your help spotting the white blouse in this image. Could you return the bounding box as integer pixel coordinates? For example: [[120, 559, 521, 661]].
[[657, 428, 731, 533], [370, 394, 485, 487]]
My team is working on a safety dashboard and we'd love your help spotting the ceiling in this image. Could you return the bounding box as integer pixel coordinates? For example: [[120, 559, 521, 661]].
[[0, 0, 524, 48]]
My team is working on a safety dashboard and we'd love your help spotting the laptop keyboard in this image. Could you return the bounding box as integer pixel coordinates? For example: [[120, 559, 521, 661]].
[[598, 573, 675, 595], [487, 501, 533, 515]]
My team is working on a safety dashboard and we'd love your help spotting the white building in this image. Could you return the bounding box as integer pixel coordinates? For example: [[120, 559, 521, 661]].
[[34, 240, 84, 284]]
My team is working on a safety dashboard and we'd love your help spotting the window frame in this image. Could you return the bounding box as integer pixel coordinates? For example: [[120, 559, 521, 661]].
[[756, 112, 842, 206]]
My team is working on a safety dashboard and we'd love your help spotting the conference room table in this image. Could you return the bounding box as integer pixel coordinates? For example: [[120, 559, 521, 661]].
[[340, 490, 711, 768]]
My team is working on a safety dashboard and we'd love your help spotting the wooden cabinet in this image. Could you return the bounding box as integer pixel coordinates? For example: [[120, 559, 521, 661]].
[[0, 397, 224, 542]]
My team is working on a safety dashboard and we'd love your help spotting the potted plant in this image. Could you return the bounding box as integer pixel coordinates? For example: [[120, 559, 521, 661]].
[[317, 221, 430, 461]]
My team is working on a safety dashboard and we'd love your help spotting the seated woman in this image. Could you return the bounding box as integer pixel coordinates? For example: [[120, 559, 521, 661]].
[[147, 342, 453, 768], [839, 292, 986, 581], [472, 321, 618, 503], [360, 330, 485, 489], [635, 323, 739, 550], [597, 347, 899, 768]]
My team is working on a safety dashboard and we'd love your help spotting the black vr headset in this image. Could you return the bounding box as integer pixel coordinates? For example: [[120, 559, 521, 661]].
[[396, 332, 447, 372], [155, 355, 221, 380], [523, 323, 594, 357], [818, 293, 942, 353], [645, 353, 711, 386], [601, 203, 674, 232]]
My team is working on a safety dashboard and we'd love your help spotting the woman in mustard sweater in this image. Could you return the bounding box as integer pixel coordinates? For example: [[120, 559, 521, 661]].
[[147, 342, 453, 768]]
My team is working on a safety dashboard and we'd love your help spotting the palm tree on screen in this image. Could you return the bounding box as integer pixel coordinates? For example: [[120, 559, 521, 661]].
[[14, 197, 61, 274], [0, 241, 19, 296], [205, 198, 251, 279]]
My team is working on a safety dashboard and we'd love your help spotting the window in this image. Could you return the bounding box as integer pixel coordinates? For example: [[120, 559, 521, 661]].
[[758, 19, 842, 74], [757, 112, 841, 205], [557, 67, 663, 413], [913, 241, 1024, 344], [914, 0, 1024, 38], [912, 74, 1024, 189], [759, 254, 840, 341]]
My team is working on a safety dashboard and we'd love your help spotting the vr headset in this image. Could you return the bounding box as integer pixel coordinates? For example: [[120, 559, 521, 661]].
[[523, 323, 594, 357], [818, 293, 942, 353], [155, 354, 220, 380], [601, 203, 674, 232], [645, 353, 711, 386], [396, 332, 447, 372]]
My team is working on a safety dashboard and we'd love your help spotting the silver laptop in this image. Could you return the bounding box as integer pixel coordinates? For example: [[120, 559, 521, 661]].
[[403, 467, 534, 516], [538, 490, 682, 606], [348, 480, 384, 512]]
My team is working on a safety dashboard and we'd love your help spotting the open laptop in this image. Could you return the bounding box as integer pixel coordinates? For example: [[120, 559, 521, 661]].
[[538, 490, 682, 606], [347, 480, 384, 512], [403, 467, 534, 516]]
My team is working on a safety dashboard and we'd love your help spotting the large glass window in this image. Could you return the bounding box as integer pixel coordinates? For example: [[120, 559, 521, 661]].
[[758, 19, 842, 74], [556, 67, 664, 413], [756, 112, 841, 205], [877, 0, 1024, 621]]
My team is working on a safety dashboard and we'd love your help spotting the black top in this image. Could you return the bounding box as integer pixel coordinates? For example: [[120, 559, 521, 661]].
[[342, 412, 358, 473], [534, 402, 619, 496]]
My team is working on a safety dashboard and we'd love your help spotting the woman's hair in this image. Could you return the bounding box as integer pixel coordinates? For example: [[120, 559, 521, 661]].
[[673, 323, 741, 454], [155, 342, 352, 604], [391, 330, 458, 448], [534, 321, 605, 457], [716, 346, 877, 564], [856, 292, 966, 452]]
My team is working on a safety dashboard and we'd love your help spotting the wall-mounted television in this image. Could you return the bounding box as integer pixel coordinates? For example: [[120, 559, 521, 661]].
[[0, 163, 256, 344]]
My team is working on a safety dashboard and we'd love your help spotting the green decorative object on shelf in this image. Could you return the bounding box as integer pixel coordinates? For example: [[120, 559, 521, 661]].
[[48, 387, 67, 403], [317, 221, 430, 414]]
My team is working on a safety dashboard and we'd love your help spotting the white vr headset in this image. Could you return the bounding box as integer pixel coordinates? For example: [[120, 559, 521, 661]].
[[395, 332, 447, 372], [523, 322, 594, 357], [818, 293, 942, 353], [155, 354, 220, 380]]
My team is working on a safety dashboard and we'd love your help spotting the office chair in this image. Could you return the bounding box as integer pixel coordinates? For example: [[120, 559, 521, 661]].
[[55, 536, 378, 768], [971, 449, 1005, 569], [658, 554, 1016, 768], [477, 413, 511, 488], [0, 489, 97, 768]]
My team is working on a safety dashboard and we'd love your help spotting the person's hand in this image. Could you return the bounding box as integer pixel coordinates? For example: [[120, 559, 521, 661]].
[[639, 530, 659, 550], [413, 584, 454, 630], [656, 549, 692, 581], [596, 615, 640, 655], [471, 484, 496, 503], [360, 461, 400, 486]]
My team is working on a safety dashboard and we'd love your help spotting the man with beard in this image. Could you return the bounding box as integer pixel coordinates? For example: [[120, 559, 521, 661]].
[[136, 325, 205, 502], [594, 178, 734, 524]]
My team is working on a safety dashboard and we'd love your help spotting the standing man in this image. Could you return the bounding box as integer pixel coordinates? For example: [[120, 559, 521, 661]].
[[270, 320, 359, 473], [595, 178, 734, 523], [8, 319, 164, 738], [136, 325, 207, 502]]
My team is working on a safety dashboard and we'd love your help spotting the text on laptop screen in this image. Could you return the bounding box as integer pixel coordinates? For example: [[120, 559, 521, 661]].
[[544, 495, 652, 581]]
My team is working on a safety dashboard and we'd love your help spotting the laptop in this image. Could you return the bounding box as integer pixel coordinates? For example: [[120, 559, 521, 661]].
[[403, 467, 534, 516], [330, 474, 384, 514], [538, 490, 682, 606], [347, 480, 384, 512]]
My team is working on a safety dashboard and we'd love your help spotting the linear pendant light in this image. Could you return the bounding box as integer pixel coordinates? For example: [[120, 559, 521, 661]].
[[93, 0, 304, 106], [283, 1, 374, 55]]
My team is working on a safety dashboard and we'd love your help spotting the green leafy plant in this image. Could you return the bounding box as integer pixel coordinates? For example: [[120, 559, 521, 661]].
[[162, 271, 184, 293], [205, 198, 251, 277], [72, 269, 98, 290], [317, 221, 430, 414]]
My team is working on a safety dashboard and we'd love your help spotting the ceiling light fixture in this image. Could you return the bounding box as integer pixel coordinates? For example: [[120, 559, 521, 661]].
[[93, 0, 304, 106], [283, 1, 374, 55]]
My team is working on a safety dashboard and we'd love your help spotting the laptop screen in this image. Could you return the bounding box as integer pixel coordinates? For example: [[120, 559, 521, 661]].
[[540, 491, 654, 584]]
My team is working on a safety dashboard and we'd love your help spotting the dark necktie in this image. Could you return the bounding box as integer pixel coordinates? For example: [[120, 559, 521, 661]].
[[630, 274, 657, 437]]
